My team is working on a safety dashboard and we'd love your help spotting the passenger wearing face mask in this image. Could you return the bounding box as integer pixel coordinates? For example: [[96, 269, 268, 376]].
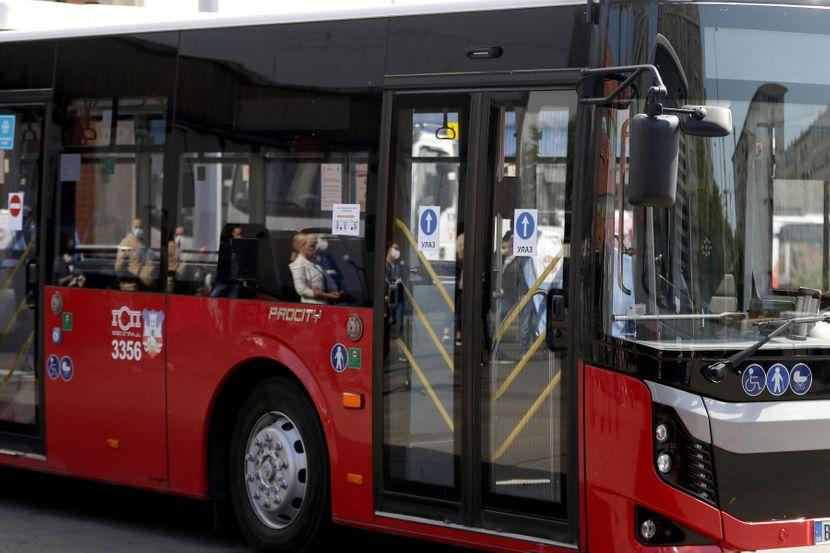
[[167, 226, 187, 293], [115, 218, 156, 291], [312, 236, 347, 299], [385, 243, 404, 339]]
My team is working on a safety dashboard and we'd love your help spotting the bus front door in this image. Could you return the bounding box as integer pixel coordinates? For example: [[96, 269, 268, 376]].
[[379, 89, 577, 544], [0, 95, 48, 451]]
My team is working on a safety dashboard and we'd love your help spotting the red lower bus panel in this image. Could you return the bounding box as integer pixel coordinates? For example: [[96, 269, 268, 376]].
[[166, 295, 374, 523], [41, 286, 168, 488], [583, 364, 723, 551]]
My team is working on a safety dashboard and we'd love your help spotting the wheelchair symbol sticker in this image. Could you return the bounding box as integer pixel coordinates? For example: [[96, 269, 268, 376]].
[[790, 363, 812, 396], [766, 363, 789, 397], [741, 363, 765, 397]]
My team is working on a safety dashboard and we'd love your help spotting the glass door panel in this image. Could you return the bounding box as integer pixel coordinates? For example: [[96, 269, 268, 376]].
[[382, 94, 469, 503], [0, 103, 44, 433], [480, 91, 575, 521]]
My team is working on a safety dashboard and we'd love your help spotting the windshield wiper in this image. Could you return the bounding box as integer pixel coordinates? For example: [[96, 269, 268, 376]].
[[703, 313, 830, 383]]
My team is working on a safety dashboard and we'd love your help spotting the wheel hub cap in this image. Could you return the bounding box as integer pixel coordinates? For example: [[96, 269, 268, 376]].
[[244, 411, 307, 529]]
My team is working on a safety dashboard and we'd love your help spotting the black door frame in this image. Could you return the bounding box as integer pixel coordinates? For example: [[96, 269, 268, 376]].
[[0, 88, 56, 456], [372, 83, 585, 546]]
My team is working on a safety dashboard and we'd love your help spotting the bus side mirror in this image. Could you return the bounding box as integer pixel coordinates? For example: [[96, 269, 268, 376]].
[[628, 105, 733, 207], [628, 113, 680, 208], [680, 105, 732, 137]]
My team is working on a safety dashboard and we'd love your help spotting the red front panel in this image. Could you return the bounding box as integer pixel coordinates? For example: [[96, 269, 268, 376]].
[[583, 364, 723, 551], [42, 286, 167, 488], [166, 296, 373, 522]]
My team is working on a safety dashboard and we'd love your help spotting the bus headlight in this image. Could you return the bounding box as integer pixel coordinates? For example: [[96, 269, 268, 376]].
[[656, 452, 673, 474]]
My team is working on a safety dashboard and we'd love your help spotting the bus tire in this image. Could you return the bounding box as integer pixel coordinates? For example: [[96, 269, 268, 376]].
[[229, 377, 329, 552]]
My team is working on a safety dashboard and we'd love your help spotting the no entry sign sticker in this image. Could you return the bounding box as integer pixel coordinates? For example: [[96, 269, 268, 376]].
[[8, 192, 22, 231]]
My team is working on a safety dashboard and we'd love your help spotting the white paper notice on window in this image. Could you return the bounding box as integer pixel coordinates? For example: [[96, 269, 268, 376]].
[[60, 153, 82, 182], [0, 210, 10, 250], [331, 203, 360, 236], [320, 163, 343, 211], [355, 163, 368, 211]]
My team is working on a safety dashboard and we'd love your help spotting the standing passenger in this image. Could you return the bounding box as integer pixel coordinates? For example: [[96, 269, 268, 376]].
[[115, 218, 154, 291]]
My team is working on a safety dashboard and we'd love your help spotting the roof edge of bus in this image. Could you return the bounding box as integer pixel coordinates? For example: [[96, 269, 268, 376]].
[[0, 0, 583, 43]]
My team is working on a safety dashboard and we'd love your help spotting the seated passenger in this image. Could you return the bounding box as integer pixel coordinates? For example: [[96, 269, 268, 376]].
[[289, 233, 341, 304], [114, 218, 156, 291]]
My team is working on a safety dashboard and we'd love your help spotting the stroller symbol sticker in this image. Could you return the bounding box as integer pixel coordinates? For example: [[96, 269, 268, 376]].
[[790, 363, 812, 396], [741, 364, 765, 397]]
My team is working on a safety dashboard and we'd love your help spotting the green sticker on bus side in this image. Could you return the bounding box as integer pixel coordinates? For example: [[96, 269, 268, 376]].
[[61, 312, 73, 331], [348, 348, 361, 369]]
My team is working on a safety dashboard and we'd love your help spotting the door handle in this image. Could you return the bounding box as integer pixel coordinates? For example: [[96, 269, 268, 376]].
[[546, 293, 565, 350], [25, 258, 38, 309]]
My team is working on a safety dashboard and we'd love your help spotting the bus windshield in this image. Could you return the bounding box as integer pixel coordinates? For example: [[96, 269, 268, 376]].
[[602, 3, 830, 351]]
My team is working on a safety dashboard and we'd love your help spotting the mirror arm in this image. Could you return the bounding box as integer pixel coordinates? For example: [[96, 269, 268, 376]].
[[662, 105, 706, 120], [578, 64, 667, 109]]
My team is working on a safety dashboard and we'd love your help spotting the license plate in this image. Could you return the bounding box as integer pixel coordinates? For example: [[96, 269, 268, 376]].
[[816, 520, 830, 544]]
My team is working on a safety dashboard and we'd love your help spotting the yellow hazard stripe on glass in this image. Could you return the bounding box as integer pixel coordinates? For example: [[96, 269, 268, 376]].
[[3, 330, 33, 385], [1, 235, 36, 291], [491, 371, 561, 462], [399, 340, 454, 432], [400, 282, 454, 374], [393, 218, 454, 311], [494, 332, 547, 400], [493, 247, 564, 343]]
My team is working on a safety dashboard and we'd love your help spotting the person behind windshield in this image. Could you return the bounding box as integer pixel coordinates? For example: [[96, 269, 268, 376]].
[[114, 218, 155, 291], [289, 233, 341, 304], [499, 230, 539, 352]]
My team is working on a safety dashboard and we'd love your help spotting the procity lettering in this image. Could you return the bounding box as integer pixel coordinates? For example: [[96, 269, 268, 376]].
[[268, 306, 322, 324]]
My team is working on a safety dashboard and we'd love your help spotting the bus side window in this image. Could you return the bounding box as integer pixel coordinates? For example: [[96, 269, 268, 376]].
[[168, 24, 382, 306], [50, 35, 176, 292]]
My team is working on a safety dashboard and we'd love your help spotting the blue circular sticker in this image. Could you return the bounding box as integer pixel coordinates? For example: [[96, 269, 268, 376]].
[[46, 355, 60, 381], [741, 363, 766, 397], [766, 363, 790, 396], [516, 211, 536, 240], [330, 343, 347, 374], [59, 356, 74, 382], [51, 327, 62, 345], [419, 208, 438, 236], [790, 363, 813, 396]]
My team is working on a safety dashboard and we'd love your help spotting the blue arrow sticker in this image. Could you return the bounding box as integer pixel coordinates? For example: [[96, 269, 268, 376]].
[[790, 363, 812, 396], [419, 208, 438, 236], [766, 363, 789, 396], [330, 343, 347, 374], [741, 363, 766, 397], [516, 211, 536, 240]]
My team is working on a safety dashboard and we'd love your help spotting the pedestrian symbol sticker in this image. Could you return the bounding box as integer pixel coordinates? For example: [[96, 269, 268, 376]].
[[766, 363, 789, 396], [0, 115, 15, 150], [59, 355, 74, 382], [790, 363, 812, 396], [741, 363, 765, 397], [513, 208, 538, 257], [46, 355, 60, 381], [417, 206, 440, 257], [331, 343, 347, 373]]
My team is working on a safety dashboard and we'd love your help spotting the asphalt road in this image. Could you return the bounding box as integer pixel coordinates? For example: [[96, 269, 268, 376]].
[[0, 466, 467, 553]]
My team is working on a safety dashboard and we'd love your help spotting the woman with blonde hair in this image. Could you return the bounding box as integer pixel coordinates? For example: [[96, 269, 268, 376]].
[[289, 233, 341, 304]]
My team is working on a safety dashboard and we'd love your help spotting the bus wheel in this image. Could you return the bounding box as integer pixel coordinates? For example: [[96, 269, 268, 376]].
[[229, 378, 329, 552]]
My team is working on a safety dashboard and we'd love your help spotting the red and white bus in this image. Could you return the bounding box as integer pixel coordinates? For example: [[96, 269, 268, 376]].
[[1, 0, 830, 551]]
